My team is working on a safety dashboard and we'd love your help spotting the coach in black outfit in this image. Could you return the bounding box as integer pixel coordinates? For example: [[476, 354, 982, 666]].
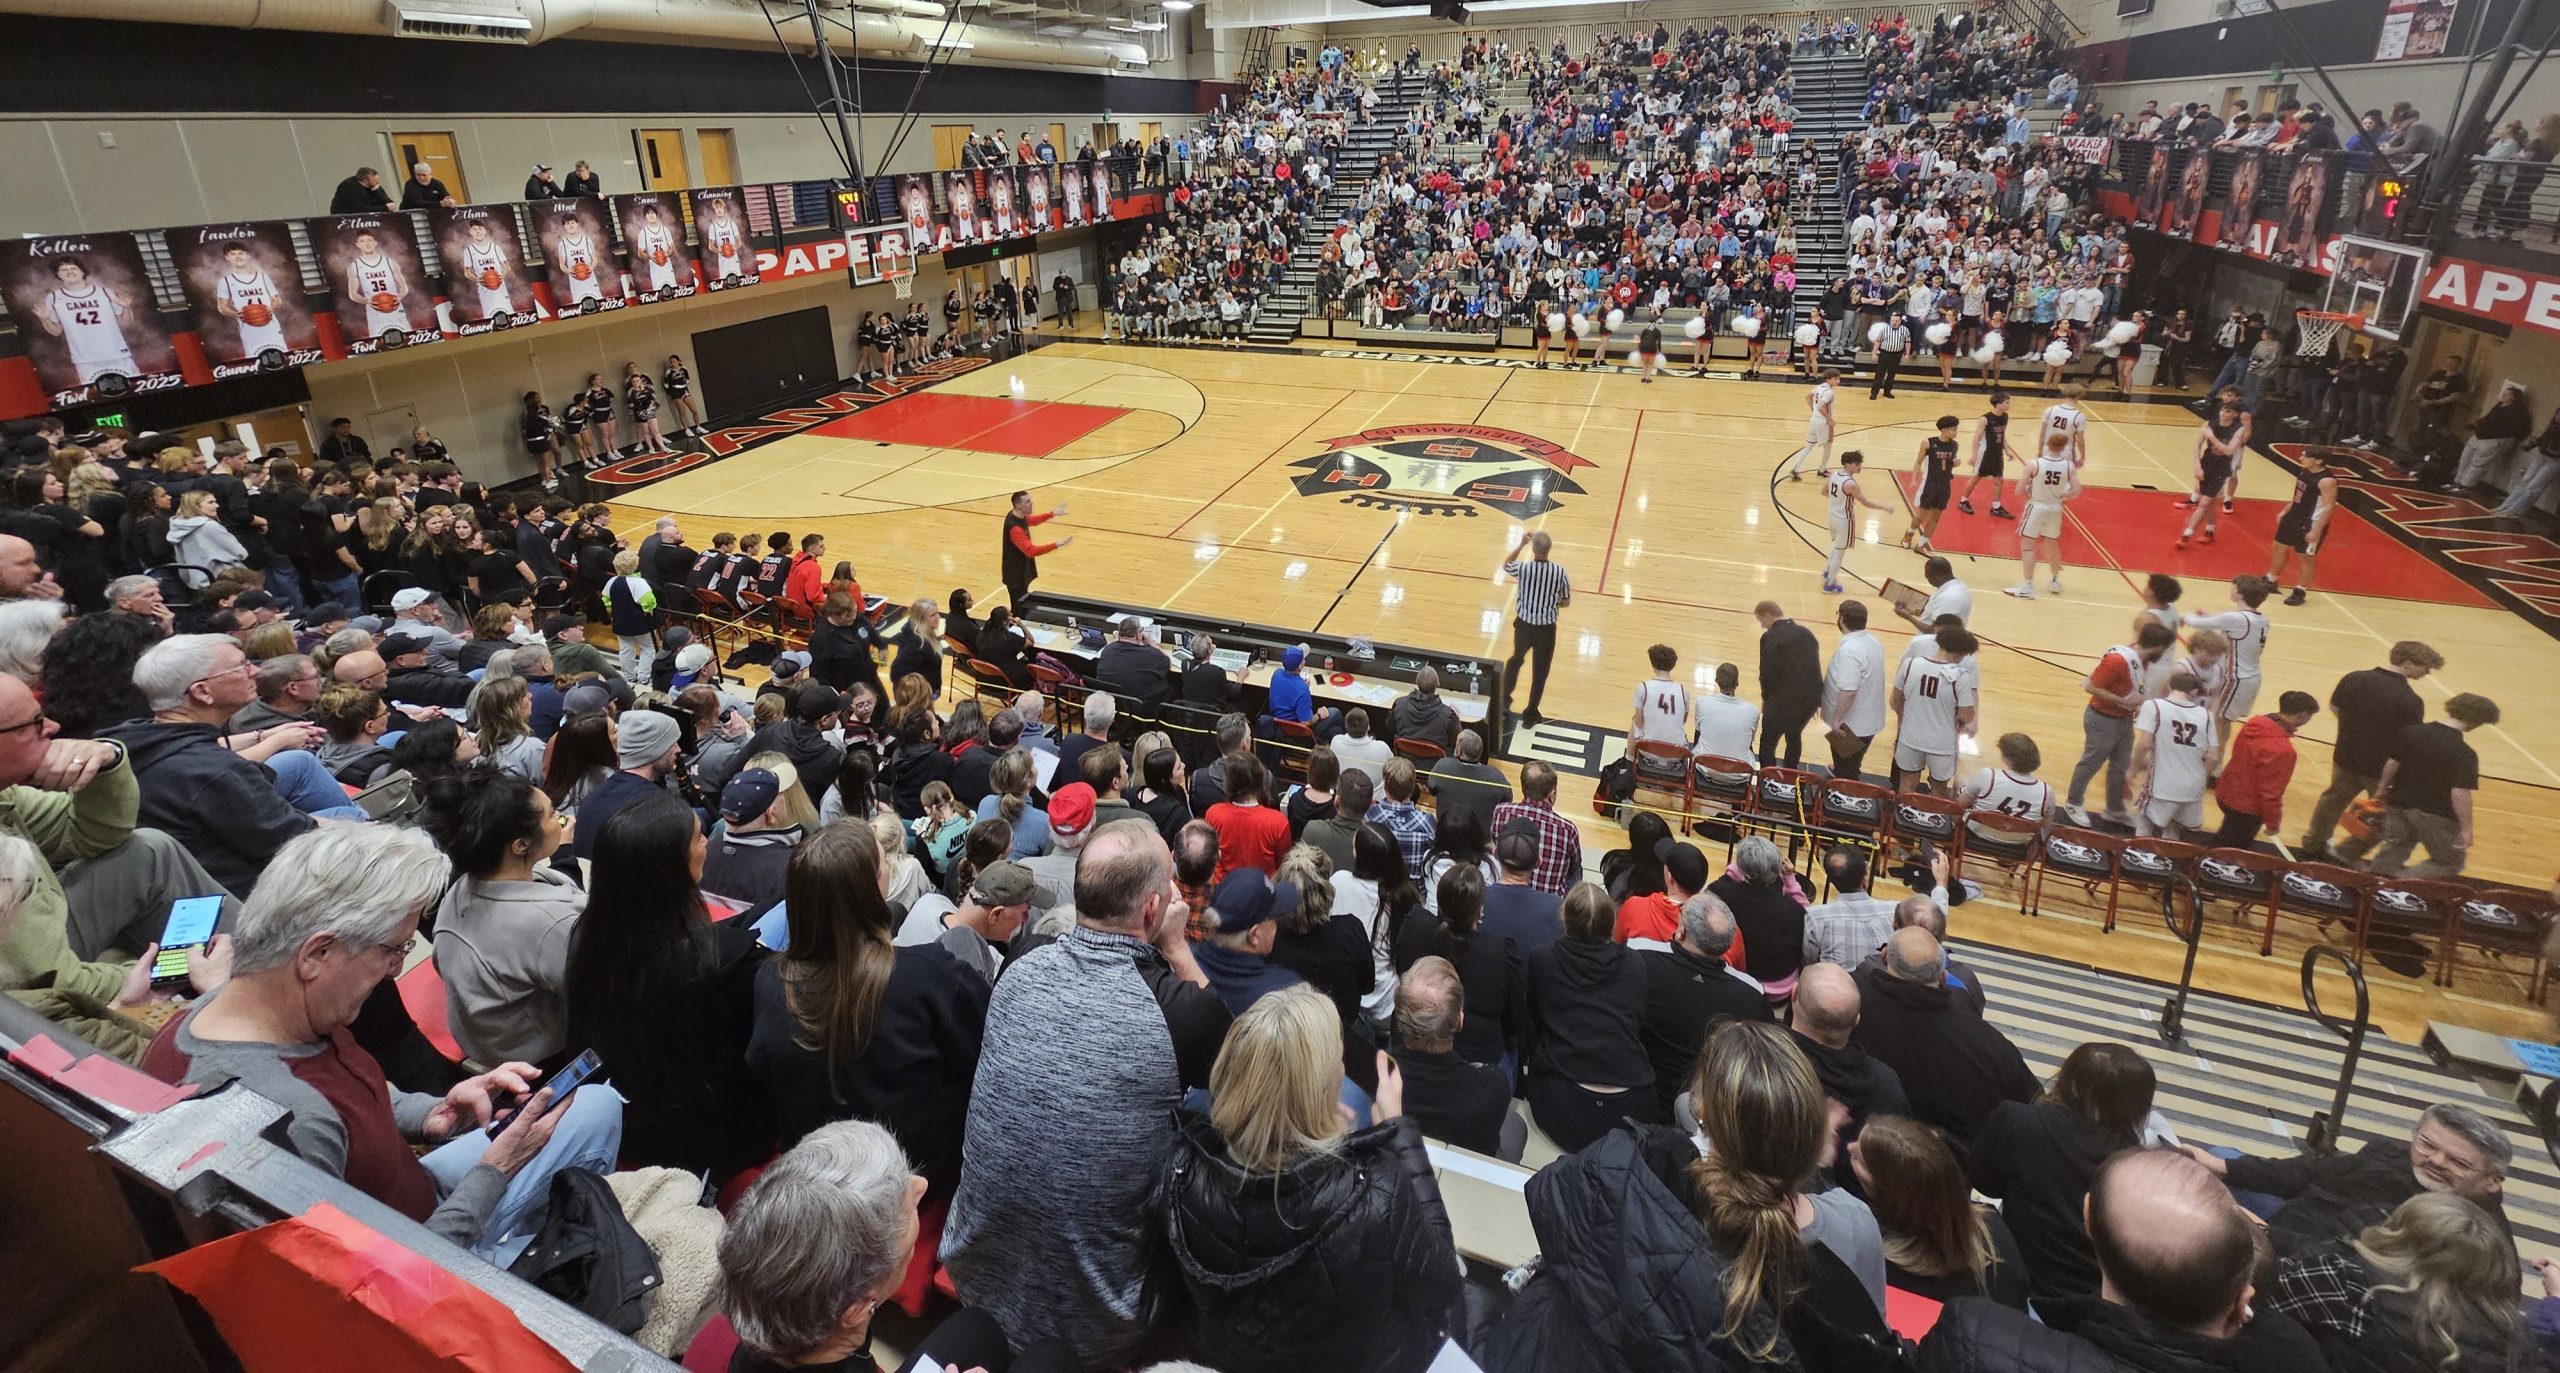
[[1753, 599, 1824, 768]]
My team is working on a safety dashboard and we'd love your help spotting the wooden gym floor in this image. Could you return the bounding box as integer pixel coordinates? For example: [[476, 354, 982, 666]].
[[604, 339, 2560, 1041]]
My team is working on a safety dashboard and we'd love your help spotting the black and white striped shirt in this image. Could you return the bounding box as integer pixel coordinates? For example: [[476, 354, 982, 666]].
[[1504, 558, 1571, 625]]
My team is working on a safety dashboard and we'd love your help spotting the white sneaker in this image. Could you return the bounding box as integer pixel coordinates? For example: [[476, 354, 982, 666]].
[[2062, 805, 2092, 827], [2049, 578, 2064, 594], [2004, 582, 2037, 599]]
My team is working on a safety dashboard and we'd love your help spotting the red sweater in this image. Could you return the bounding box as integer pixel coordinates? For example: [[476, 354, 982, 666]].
[[783, 551, 825, 609], [2216, 714, 2299, 829], [1206, 801, 1293, 881]]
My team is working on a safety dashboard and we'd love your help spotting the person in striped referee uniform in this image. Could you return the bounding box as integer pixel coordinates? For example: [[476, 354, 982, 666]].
[[1500, 531, 1570, 728]]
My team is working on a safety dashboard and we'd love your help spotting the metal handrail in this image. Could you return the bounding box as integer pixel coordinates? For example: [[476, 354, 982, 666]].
[[2300, 943, 2372, 1155], [2157, 872, 2206, 1042]]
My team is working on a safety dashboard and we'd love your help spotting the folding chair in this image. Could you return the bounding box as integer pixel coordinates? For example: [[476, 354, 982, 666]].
[[2362, 876, 2469, 985], [2029, 827, 2120, 918], [2107, 837, 2204, 933], [2269, 862, 2375, 956], [1959, 810, 2041, 896], [2445, 887, 2558, 1000], [2192, 847, 2285, 943]]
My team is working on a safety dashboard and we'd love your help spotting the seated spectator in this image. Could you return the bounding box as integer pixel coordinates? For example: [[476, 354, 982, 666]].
[[1602, 810, 1671, 904], [570, 709, 682, 862], [896, 858, 1043, 986], [2186, 1104, 2512, 1258], [1712, 835, 1808, 991], [379, 716, 477, 791], [1851, 1115, 2029, 1308], [1389, 665, 1458, 752], [749, 821, 988, 1195], [1332, 706, 1393, 787], [1790, 962, 1909, 1162], [1368, 757, 1435, 878], [1192, 867, 1309, 1016], [1693, 662, 1762, 762], [387, 588, 463, 659], [142, 825, 621, 1262], [562, 789, 773, 1176], [1391, 865, 1524, 1071], [717, 1120, 1074, 1373], [1489, 761, 1580, 896], [37, 609, 158, 738], [973, 604, 1035, 690], [2270, 1191, 2527, 1372], [1185, 714, 1251, 813], [1854, 929, 2037, 1147], [1919, 1148, 2333, 1373], [1483, 822, 1566, 956], [1206, 751, 1292, 879], [973, 748, 1051, 860], [944, 820, 1230, 1367], [1481, 1022, 1893, 1369], [419, 770, 582, 1067], [1093, 617, 1171, 713], [103, 634, 367, 895], [468, 676, 542, 781], [1299, 762, 1366, 870], [1969, 1041, 2158, 1302], [1131, 741, 1190, 841], [1616, 837, 1727, 952], [1389, 953, 1519, 1159], [0, 830, 197, 1061], [1164, 984, 1460, 1373], [1181, 630, 1234, 709], [943, 703, 1002, 808], [1268, 843, 1373, 1043], [378, 628, 475, 710], [228, 653, 322, 734], [1052, 691, 1115, 779], [312, 684, 396, 787], [1422, 727, 1509, 837], [1283, 744, 1338, 838], [1801, 845, 1895, 970], [1527, 882, 1658, 1152], [1855, 893, 1988, 1013], [1639, 890, 1774, 1117], [702, 766, 805, 912]]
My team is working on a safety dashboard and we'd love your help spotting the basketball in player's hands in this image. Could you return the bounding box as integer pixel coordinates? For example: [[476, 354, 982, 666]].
[[571, 261, 593, 281], [481, 268, 502, 289], [652, 247, 669, 265], [371, 291, 401, 313], [240, 303, 273, 327]]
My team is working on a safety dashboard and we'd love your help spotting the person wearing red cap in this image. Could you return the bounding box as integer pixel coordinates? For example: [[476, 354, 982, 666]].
[[1024, 781, 1096, 897]]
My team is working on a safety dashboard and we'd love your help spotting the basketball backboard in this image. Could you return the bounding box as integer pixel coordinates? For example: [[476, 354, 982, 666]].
[[2324, 235, 2429, 342]]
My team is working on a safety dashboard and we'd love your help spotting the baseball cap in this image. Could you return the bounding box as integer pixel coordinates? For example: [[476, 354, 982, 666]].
[[970, 860, 1057, 908], [233, 590, 278, 612], [720, 767, 781, 823], [1282, 644, 1307, 670], [1047, 782, 1097, 836], [541, 613, 583, 638], [303, 601, 349, 625], [615, 710, 681, 769], [1209, 868, 1299, 934], [770, 650, 811, 680], [349, 615, 386, 636], [378, 628, 433, 659], [1654, 837, 1709, 893], [662, 625, 693, 653], [676, 643, 714, 673], [561, 682, 614, 716], [390, 587, 435, 612], [534, 162, 553, 173]]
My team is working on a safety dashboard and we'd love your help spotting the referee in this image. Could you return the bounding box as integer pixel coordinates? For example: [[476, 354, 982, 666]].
[[1501, 531, 1570, 727]]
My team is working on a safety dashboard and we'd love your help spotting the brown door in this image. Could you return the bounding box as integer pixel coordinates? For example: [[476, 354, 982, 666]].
[[697, 128, 739, 185], [635, 129, 691, 191], [933, 125, 974, 169], [390, 132, 466, 201]]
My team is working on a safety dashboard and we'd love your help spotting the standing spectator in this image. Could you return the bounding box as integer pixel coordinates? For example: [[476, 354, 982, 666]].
[[1755, 600, 1824, 768], [1525, 883, 1657, 1151], [2214, 691, 2319, 848], [2447, 381, 2534, 495], [1967, 1041, 2157, 1302], [2333, 694, 2500, 877], [1852, 929, 2037, 1147], [1498, 531, 1570, 725], [1488, 760, 1580, 896]]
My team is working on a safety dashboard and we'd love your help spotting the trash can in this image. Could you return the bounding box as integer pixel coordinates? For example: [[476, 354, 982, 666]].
[[2132, 343, 2164, 388]]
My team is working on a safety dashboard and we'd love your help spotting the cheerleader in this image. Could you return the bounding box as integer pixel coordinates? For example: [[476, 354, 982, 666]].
[[581, 373, 619, 456], [1531, 302, 1554, 367], [663, 355, 701, 436], [1975, 309, 2009, 388], [971, 287, 996, 350], [1561, 302, 1584, 368], [1799, 309, 1825, 378], [559, 393, 594, 467], [902, 303, 930, 366], [853, 310, 882, 380], [941, 285, 964, 343], [519, 391, 560, 491], [1740, 304, 1767, 378], [622, 362, 672, 455], [1933, 307, 1961, 389]]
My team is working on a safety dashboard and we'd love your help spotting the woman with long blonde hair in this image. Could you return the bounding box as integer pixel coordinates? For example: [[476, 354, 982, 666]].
[[1163, 983, 1458, 1373], [469, 675, 542, 780], [2273, 1190, 2526, 1371]]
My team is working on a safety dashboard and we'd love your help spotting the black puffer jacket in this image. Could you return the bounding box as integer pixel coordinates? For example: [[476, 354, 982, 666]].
[[1162, 1111, 1460, 1373], [2224, 1138, 2512, 1258], [1916, 1293, 2332, 1373]]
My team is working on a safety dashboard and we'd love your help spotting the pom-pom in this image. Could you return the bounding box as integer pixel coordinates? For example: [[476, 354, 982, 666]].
[[1545, 312, 1565, 334], [1794, 322, 1821, 347], [1983, 330, 2005, 355], [2042, 340, 2072, 366], [1605, 308, 1625, 330], [1736, 313, 1762, 338], [1571, 313, 1593, 336], [1925, 321, 1953, 345], [2105, 319, 2140, 346], [2100, 342, 2122, 359], [1686, 315, 1711, 340], [1970, 344, 1997, 364]]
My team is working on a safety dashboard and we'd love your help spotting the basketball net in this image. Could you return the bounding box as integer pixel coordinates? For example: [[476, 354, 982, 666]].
[[2297, 310, 2362, 357], [883, 253, 916, 299]]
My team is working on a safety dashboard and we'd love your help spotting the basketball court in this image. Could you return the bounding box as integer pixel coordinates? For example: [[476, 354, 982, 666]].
[[604, 337, 2560, 1030]]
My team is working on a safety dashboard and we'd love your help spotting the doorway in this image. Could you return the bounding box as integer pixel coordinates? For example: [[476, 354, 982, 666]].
[[389, 132, 466, 201], [933, 124, 975, 169], [697, 128, 740, 185], [1046, 123, 1067, 162], [635, 130, 692, 191], [690, 306, 839, 412]]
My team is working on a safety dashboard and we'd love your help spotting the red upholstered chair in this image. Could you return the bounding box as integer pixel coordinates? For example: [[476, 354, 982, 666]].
[[2270, 862, 2376, 956], [1627, 739, 1694, 826], [2444, 887, 2558, 1000], [1883, 791, 1965, 875], [2028, 827, 2120, 918], [2192, 847, 2286, 943], [2106, 837, 2204, 933], [393, 959, 466, 1066], [1270, 717, 1317, 785], [681, 1314, 741, 1372]]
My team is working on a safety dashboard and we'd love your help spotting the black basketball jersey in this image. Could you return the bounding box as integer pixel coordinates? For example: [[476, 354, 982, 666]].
[[1924, 436, 1958, 484]]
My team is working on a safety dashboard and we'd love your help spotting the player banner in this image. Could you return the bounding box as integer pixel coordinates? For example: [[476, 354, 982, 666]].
[[983, 166, 1031, 241], [613, 193, 697, 304], [2220, 149, 2266, 251], [2376, 0, 2456, 59], [2273, 152, 2332, 266], [2132, 143, 2171, 228], [1060, 160, 1092, 227], [2168, 145, 2211, 238], [938, 170, 993, 248], [428, 204, 537, 334], [305, 212, 441, 355], [0, 232, 185, 407], [687, 186, 759, 292], [1021, 163, 1063, 232], [531, 198, 627, 318], [1083, 158, 1118, 224], [163, 221, 324, 379]]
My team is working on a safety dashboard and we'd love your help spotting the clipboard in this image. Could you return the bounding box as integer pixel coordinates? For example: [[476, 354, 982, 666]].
[[1879, 577, 1931, 619]]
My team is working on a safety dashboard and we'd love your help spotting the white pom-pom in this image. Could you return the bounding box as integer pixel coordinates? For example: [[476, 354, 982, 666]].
[[1983, 330, 2005, 355], [1970, 344, 1997, 365], [1606, 308, 1625, 330], [2100, 342, 2122, 359], [2043, 340, 2072, 366], [1737, 313, 1762, 339], [1925, 321, 1953, 345], [1868, 321, 1887, 345], [1545, 311, 1565, 334], [2105, 320, 2140, 346], [1572, 314, 1593, 337], [1685, 315, 1710, 340], [1794, 322, 1820, 347]]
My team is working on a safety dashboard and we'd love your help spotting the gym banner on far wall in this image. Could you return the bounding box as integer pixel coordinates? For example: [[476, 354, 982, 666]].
[[688, 187, 759, 291], [614, 193, 698, 304], [163, 221, 324, 379], [0, 232, 184, 407], [304, 212, 442, 356], [938, 169, 996, 248], [531, 197, 627, 318], [2133, 143, 2171, 228], [2220, 150, 2266, 252], [1081, 159, 1117, 224], [2167, 145, 2211, 239], [429, 204, 538, 335], [1021, 163, 1064, 232], [2376, 0, 2457, 60]]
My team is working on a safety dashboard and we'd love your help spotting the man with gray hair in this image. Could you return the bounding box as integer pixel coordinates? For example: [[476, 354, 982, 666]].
[[1423, 726, 1510, 839], [1850, 927, 2036, 1146], [2186, 1100, 2513, 1256], [141, 824, 620, 1261], [106, 574, 174, 634], [944, 819, 1230, 1364], [101, 634, 367, 895], [1638, 890, 1775, 1117], [1388, 954, 1520, 1159], [228, 653, 322, 735], [719, 1120, 1074, 1371], [1054, 689, 1116, 778]]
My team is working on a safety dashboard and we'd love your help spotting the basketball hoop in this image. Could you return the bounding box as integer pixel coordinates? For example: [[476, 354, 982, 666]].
[[2296, 310, 2363, 357], [882, 252, 915, 299]]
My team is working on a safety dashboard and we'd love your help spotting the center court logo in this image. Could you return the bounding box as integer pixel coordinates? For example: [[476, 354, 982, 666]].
[[1287, 424, 1593, 518]]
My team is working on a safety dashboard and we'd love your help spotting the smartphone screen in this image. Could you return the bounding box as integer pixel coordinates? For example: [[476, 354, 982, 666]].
[[486, 1049, 602, 1136], [149, 895, 224, 989]]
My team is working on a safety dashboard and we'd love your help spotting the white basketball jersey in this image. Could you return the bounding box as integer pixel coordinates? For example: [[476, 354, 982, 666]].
[[709, 223, 744, 278], [1824, 469, 1855, 522], [2028, 453, 2074, 507], [49, 285, 136, 380], [558, 233, 603, 299], [1809, 380, 1834, 423], [2038, 402, 2085, 458], [638, 226, 676, 288], [465, 244, 510, 313], [2137, 697, 2216, 803], [218, 269, 286, 353], [1896, 654, 1972, 754], [2187, 609, 2268, 679], [1631, 679, 1690, 748], [1968, 768, 2053, 821]]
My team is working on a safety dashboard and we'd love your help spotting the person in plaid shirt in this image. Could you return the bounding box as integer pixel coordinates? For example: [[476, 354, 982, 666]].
[[1366, 758, 1436, 884], [2267, 1192, 2525, 1369], [1175, 818, 1218, 941], [1489, 761, 1583, 896]]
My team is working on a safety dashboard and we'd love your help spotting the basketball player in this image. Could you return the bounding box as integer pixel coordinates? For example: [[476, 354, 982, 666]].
[[1958, 732, 2054, 824], [1890, 622, 1979, 796], [553, 216, 608, 305], [2172, 627, 2230, 723], [900, 179, 936, 243], [37, 258, 142, 385], [2183, 574, 2274, 774], [1820, 450, 1893, 595], [2006, 430, 2080, 599], [458, 219, 514, 321], [2177, 390, 2251, 547], [947, 179, 981, 246], [703, 202, 748, 282], [989, 176, 1020, 238], [343, 230, 411, 341], [2039, 382, 2090, 467], [1904, 415, 1961, 552], [1786, 368, 1841, 480], [1062, 169, 1087, 227], [2130, 669, 2217, 839], [1957, 390, 2016, 517], [1025, 167, 1053, 231], [633, 205, 680, 295], [213, 243, 289, 358], [2265, 451, 2338, 607], [1630, 644, 1693, 777]]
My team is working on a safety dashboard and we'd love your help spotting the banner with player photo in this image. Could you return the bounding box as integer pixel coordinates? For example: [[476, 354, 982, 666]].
[[687, 186, 760, 291], [2219, 150, 2265, 250], [531, 198, 627, 318], [2273, 152, 2332, 266], [938, 169, 994, 248], [305, 212, 441, 356], [0, 232, 185, 406], [1083, 159, 1118, 224], [1019, 163, 1063, 233], [982, 166, 1032, 242], [2132, 142, 2170, 228], [613, 193, 698, 304], [888, 173, 941, 250], [163, 221, 324, 379], [2167, 144, 2211, 238], [1059, 160, 1092, 227], [429, 204, 538, 335]]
